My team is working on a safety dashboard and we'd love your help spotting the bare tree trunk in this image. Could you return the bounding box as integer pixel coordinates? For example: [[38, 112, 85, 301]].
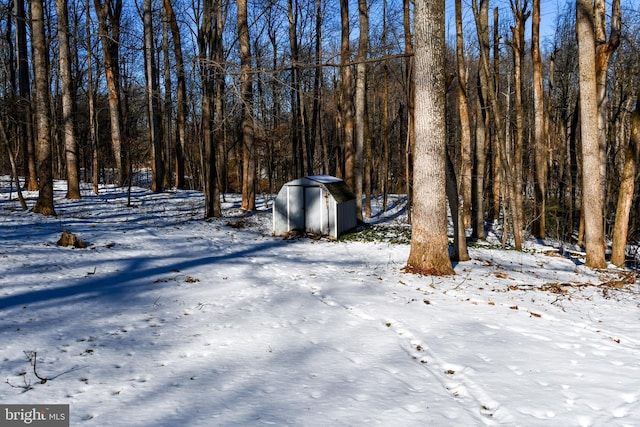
[[594, 0, 620, 220], [0, 119, 28, 210], [15, 0, 38, 191], [491, 7, 501, 223], [311, 0, 324, 174], [199, 0, 220, 218], [473, 75, 487, 240], [381, 0, 390, 212], [94, 0, 127, 187], [340, 0, 355, 193], [532, 0, 547, 238], [238, 0, 255, 211], [85, 0, 100, 194], [403, 0, 414, 224], [407, 0, 454, 276], [57, 0, 80, 199], [288, 0, 305, 177], [162, 4, 172, 189], [30, 0, 56, 216], [163, 0, 186, 189], [212, 0, 224, 214], [446, 152, 470, 261], [576, 0, 606, 268], [85, 0, 99, 194], [611, 104, 639, 266], [569, 97, 579, 241], [265, 7, 282, 183], [508, 1, 529, 250], [364, 105, 372, 218], [144, 0, 164, 192], [471, 0, 490, 240], [354, 0, 369, 221], [474, 0, 520, 248], [455, 0, 472, 229], [382, 67, 390, 212], [502, 78, 512, 247]]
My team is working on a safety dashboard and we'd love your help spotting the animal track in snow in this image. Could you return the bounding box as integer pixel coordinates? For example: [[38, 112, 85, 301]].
[[385, 319, 516, 424]]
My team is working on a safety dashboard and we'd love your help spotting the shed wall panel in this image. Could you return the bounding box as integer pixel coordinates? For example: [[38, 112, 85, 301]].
[[273, 188, 289, 235], [337, 200, 357, 235]]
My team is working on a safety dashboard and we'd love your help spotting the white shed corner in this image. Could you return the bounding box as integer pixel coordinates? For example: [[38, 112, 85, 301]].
[[272, 175, 357, 238]]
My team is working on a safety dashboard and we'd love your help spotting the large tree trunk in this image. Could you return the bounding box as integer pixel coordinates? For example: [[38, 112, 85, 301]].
[[57, 0, 80, 199], [30, 0, 56, 216], [238, 0, 255, 211], [576, 0, 607, 268], [407, 0, 454, 276]]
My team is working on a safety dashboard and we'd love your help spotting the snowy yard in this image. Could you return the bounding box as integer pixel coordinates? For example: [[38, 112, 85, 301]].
[[1, 179, 639, 426]]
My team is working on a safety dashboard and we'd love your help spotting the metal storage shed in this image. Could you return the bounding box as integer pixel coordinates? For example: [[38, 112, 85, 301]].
[[272, 175, 357, 238]]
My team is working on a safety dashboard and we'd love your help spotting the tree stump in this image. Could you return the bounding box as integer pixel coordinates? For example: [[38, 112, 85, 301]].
[[57, 230, 87, 248]]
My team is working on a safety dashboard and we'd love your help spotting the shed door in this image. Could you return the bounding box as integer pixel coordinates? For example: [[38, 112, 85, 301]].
[[288, 185, 305, 231], [304, 186, 327, 235]]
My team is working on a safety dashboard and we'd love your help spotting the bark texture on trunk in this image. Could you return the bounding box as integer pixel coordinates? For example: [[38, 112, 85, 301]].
[[610, 108, 639, 266], [340, 0, 355, 196], [407, 0, 454, 276], [577, 0, 607, 268], [238, 0, 256, 211], [57, 0, 81, 199], [30, 0, 56, 216], [455, 0, 472, 229], [94, 0, 127, 186], [144, 0, 164, 193], [532, 0, 547, 238]]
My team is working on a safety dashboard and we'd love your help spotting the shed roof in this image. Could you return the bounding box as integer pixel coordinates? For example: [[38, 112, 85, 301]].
[[282, 175, 356, 204], [305, 175, 342, 184]]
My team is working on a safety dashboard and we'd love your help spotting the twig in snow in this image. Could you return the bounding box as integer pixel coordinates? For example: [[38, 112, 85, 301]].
[[5, 376, 33, 393], [25, 351, 48, 384]]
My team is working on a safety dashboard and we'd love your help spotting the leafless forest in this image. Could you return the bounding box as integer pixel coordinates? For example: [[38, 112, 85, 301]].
[[0, 0, 638, 271]]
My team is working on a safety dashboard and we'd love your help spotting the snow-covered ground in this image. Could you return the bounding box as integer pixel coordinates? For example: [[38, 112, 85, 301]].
[[1, 178, 639, 426]]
